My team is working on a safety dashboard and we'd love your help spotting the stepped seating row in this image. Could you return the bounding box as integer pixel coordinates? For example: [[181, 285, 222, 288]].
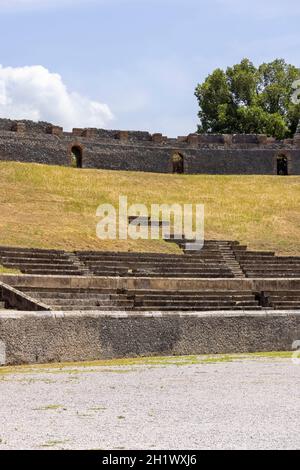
[[17, 287, 300, 311], [263, 291, 300, 310], [76, 240, 239, 277], [0, 242, 300, 279], [0, 247, 85, 276], [19, 287, 262, 311], [232, 246, 300, 278], [75, 247, 234, 278], [0, 243, 235, 278]]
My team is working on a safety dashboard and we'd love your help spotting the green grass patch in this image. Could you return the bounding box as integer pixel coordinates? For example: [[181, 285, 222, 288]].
[[0, 352, 294, 376], [0, 265, 20, 274]]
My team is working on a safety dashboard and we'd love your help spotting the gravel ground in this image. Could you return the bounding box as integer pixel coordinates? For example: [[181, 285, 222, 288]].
[[0, 355, 299, 450]]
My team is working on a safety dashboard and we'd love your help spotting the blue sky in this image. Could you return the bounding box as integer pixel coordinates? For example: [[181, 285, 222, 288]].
[[0, 0, 299, 136]]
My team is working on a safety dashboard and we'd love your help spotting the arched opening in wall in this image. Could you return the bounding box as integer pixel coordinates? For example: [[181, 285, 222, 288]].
[[71, 146, 83, 168], [277, 155, 288, 176], [172, 153, 184, 174]]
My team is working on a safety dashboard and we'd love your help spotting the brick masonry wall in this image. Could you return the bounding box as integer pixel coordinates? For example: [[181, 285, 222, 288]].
[[0, 119, 299, 175]]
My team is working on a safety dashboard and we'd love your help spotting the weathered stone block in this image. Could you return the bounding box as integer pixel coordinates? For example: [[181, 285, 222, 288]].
[[223, 134, 233, 145], [152, 133, 163, 144], [257, 135, 268, 145], [119, 131, 129, 142], [11, 122, 26, 134], [72, 128, 84, 137], [187, 134, 199, 147], [83, 128, 97, 138], [46, 125, 63, 137]]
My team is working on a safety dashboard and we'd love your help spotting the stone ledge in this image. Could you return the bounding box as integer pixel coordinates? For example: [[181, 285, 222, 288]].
[[2, 274, 300, 291], [0, 310, 299, 365]]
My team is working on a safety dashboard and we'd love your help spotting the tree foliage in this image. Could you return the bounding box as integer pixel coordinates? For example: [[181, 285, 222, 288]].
[[195, 59, 300, 139]]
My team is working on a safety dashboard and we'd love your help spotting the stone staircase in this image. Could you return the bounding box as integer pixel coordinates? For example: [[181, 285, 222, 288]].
[[216, 241, 246, 278]]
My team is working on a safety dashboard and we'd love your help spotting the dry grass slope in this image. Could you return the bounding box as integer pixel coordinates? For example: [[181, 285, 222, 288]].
[[0, 161, 299, 255]]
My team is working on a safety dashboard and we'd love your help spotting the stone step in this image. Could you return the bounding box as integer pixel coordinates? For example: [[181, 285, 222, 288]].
[[0, 257, 73, 264], [91, 272, 235, 278], [27, 292, 256, 302], [25, 292, 124, 300], [133, 306, 263, 311], [78, 249, 226, 255], [2, 261, 78, 268], [126, 290, 256, 296], [135, 295, 256, 303], [137, 300, 258, 307], [234, 251, 275, 256], [84, 260, 229, 267], [23, 269, 84, 276], [80, 255, 228, 262], [47, 299, 134, 307], [246, 270, 300, 274], [47, 305, 263, 312], [0, 247, 66, 254], [21, 288, 255, 296], [264, 291, 300, 297], [269, 301, 300, 307], [49, 305, 131, 311], [90, 268, 232, 275], [240, 262, 300, 267], [246, 274, 300, 278]]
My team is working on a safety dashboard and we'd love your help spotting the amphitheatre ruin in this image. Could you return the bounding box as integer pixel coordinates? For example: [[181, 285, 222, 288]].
[[0, 118, 300, 366], [0, 118, 299, 174]]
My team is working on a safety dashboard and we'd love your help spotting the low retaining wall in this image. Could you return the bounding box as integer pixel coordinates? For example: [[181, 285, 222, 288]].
[[0, 310, 299, 365], [0, 282, 50, 311]]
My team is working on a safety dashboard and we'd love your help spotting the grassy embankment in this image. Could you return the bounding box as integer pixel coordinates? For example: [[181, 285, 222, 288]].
[[0, 161, 299, 255]]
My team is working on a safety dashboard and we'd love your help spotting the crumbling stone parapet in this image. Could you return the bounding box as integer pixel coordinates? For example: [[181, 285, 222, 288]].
[[11, 122, 26, 134], [72, 128, 84, 137], [257, 135, 268, 145], [119, 131, 129, 142], [152, 133, 163, 144], [46, 125, 63, 137], [223, 134, 232, 145], [187, 134, 199, 147], [83, 128, 97, 138]]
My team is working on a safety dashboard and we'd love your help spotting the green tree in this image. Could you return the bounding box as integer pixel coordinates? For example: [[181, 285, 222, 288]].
[[195, 58, 300, 139]]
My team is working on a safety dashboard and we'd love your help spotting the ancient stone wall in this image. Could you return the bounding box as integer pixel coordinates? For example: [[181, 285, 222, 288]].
[[0, 309, 299, 365], [0, 118, 299, 175]]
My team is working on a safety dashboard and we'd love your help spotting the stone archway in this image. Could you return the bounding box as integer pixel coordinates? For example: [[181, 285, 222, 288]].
[[71, 145, 83, 168], [172, 152, 184, 174], [277, 155, 288, 176]]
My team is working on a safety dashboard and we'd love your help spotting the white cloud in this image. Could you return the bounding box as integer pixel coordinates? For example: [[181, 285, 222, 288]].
[[0, 65, 114, 130]]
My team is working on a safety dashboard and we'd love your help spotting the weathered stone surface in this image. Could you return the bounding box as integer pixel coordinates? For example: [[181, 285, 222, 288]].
[[0, 118, 299, 174], [0, 310, 299, 365]]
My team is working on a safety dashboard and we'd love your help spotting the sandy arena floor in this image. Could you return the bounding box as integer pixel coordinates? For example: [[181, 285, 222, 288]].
[[0, 354, 299, 450]]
